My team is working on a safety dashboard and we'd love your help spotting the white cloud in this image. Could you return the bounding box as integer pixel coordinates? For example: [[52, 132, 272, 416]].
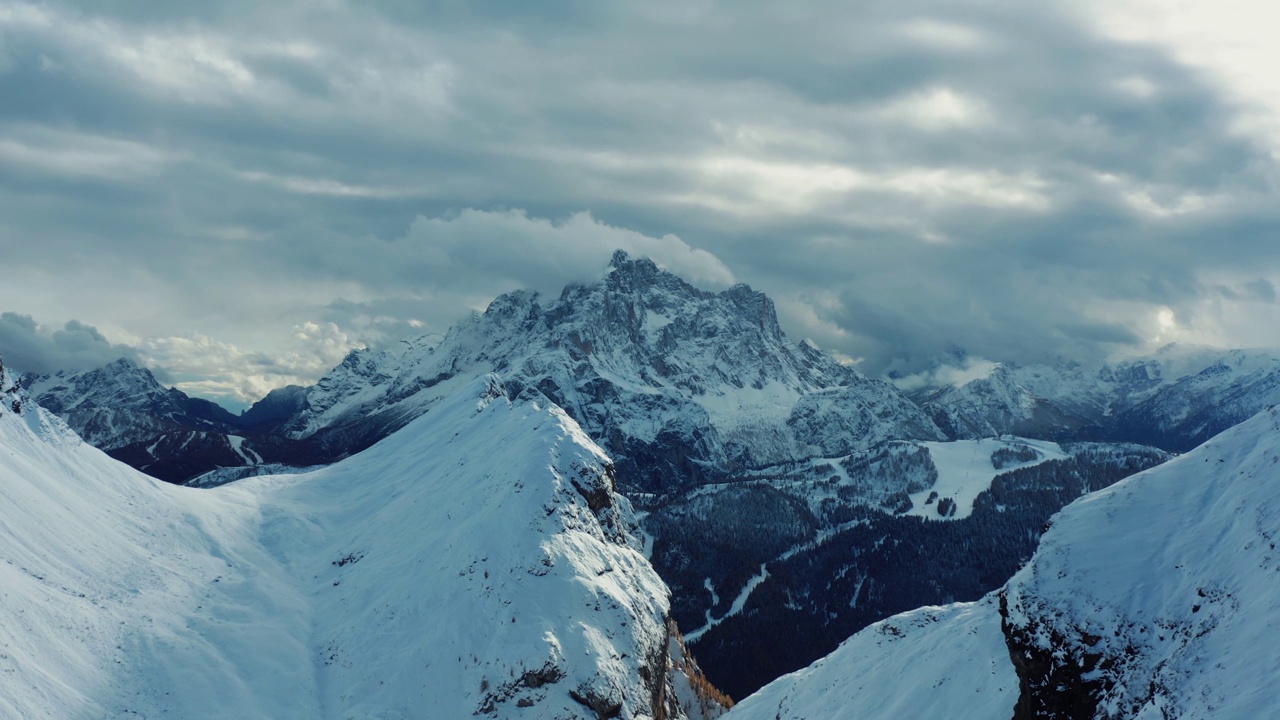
[[1115, 75, 1158, 100], [686, 155, 1050, 216], [899, 19, 988, 51], [871, 87, 992, 131], [236, 170, 431, 199], [1094, 172, 1221, 218], [108, 33, 256, 101], [1085, 0, 1280, 154], [892, 356, 1000, 392], [390, 208, 736, 292], [0, 126, 176, 179], [141, 322, 361, 404]]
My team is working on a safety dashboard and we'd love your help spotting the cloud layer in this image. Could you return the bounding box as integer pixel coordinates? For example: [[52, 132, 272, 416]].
[[2, 0, 1280, 403], [0, 313, 142, 374]]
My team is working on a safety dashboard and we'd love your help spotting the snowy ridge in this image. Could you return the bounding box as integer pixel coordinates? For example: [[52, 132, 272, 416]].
[[0, 373, 718, 719], [725, 598, 1017, 720], [279, 251, 943, 493], [726, 406, 1280, 719], [999, 405, 1280, 718]]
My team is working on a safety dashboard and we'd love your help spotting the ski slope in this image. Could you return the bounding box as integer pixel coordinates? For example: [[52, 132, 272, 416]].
[[905, 438, 1066, 520]]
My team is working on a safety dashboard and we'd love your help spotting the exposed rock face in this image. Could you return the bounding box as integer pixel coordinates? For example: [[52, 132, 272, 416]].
[[999, 591, 1110, 720], [235, 384, 307, 433], [1, 353, 22, 414]]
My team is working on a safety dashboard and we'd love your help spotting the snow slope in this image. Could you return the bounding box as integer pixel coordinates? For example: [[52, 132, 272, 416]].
[[725, 599, 1017, 720], [0, 371, 704, 720], [726, 406, 1280, 719], [1000, 406, 1280, 718]]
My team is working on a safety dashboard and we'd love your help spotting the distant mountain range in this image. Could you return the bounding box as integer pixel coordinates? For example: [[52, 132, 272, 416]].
[[23, 358, 313, 482], [910, 344, 1280, 451], [24, 263, 1280, 491]]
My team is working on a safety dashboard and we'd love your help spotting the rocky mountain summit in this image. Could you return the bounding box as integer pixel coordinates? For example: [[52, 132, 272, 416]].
[[276, 250, 944, 494], [24, 357, 239, 449]]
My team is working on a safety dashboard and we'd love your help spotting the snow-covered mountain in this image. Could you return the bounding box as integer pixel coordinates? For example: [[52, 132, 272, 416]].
[[0, 366, 727, 719], [278, 250, 944, 493], [24, 357, 239, 450], [22, 359, 322, 483], [1112, 348, 1280, 451], [911, 344, 1280, 451], [912, 360, 1119, 440], [726, 405, 1280, 719]]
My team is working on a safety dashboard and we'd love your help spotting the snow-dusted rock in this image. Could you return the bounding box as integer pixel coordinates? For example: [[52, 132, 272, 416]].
[[23, 357, 236, 450], [1112, 348, 1280, 451], [282, 251, 944, 493]]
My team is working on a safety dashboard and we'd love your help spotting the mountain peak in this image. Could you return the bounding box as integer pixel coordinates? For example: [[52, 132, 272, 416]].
[[609, 248, 632, 267], [105, 356, 140, 371], [604, 250, 674, 285], [275, 250, 944, 492]]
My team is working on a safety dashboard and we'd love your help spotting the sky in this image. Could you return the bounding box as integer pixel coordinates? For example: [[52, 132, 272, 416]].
[[3, 0, 1280, 409]]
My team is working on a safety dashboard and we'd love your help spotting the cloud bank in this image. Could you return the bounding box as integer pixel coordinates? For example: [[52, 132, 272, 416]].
[[2, 0, 1280, 401], [0, 313, 142, 374]]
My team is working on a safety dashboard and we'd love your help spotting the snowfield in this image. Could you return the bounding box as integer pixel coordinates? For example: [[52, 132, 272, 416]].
[[0, 370, 698, 720]]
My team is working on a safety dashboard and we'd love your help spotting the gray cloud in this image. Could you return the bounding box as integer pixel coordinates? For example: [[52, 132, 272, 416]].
[[1, 0, 1279, 396], [1244, 278, 1277, 303], [0, 313, 141, 374]]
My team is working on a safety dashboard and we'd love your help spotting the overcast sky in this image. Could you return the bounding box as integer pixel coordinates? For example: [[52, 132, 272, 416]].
[[3, 0, 1280, 409]]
